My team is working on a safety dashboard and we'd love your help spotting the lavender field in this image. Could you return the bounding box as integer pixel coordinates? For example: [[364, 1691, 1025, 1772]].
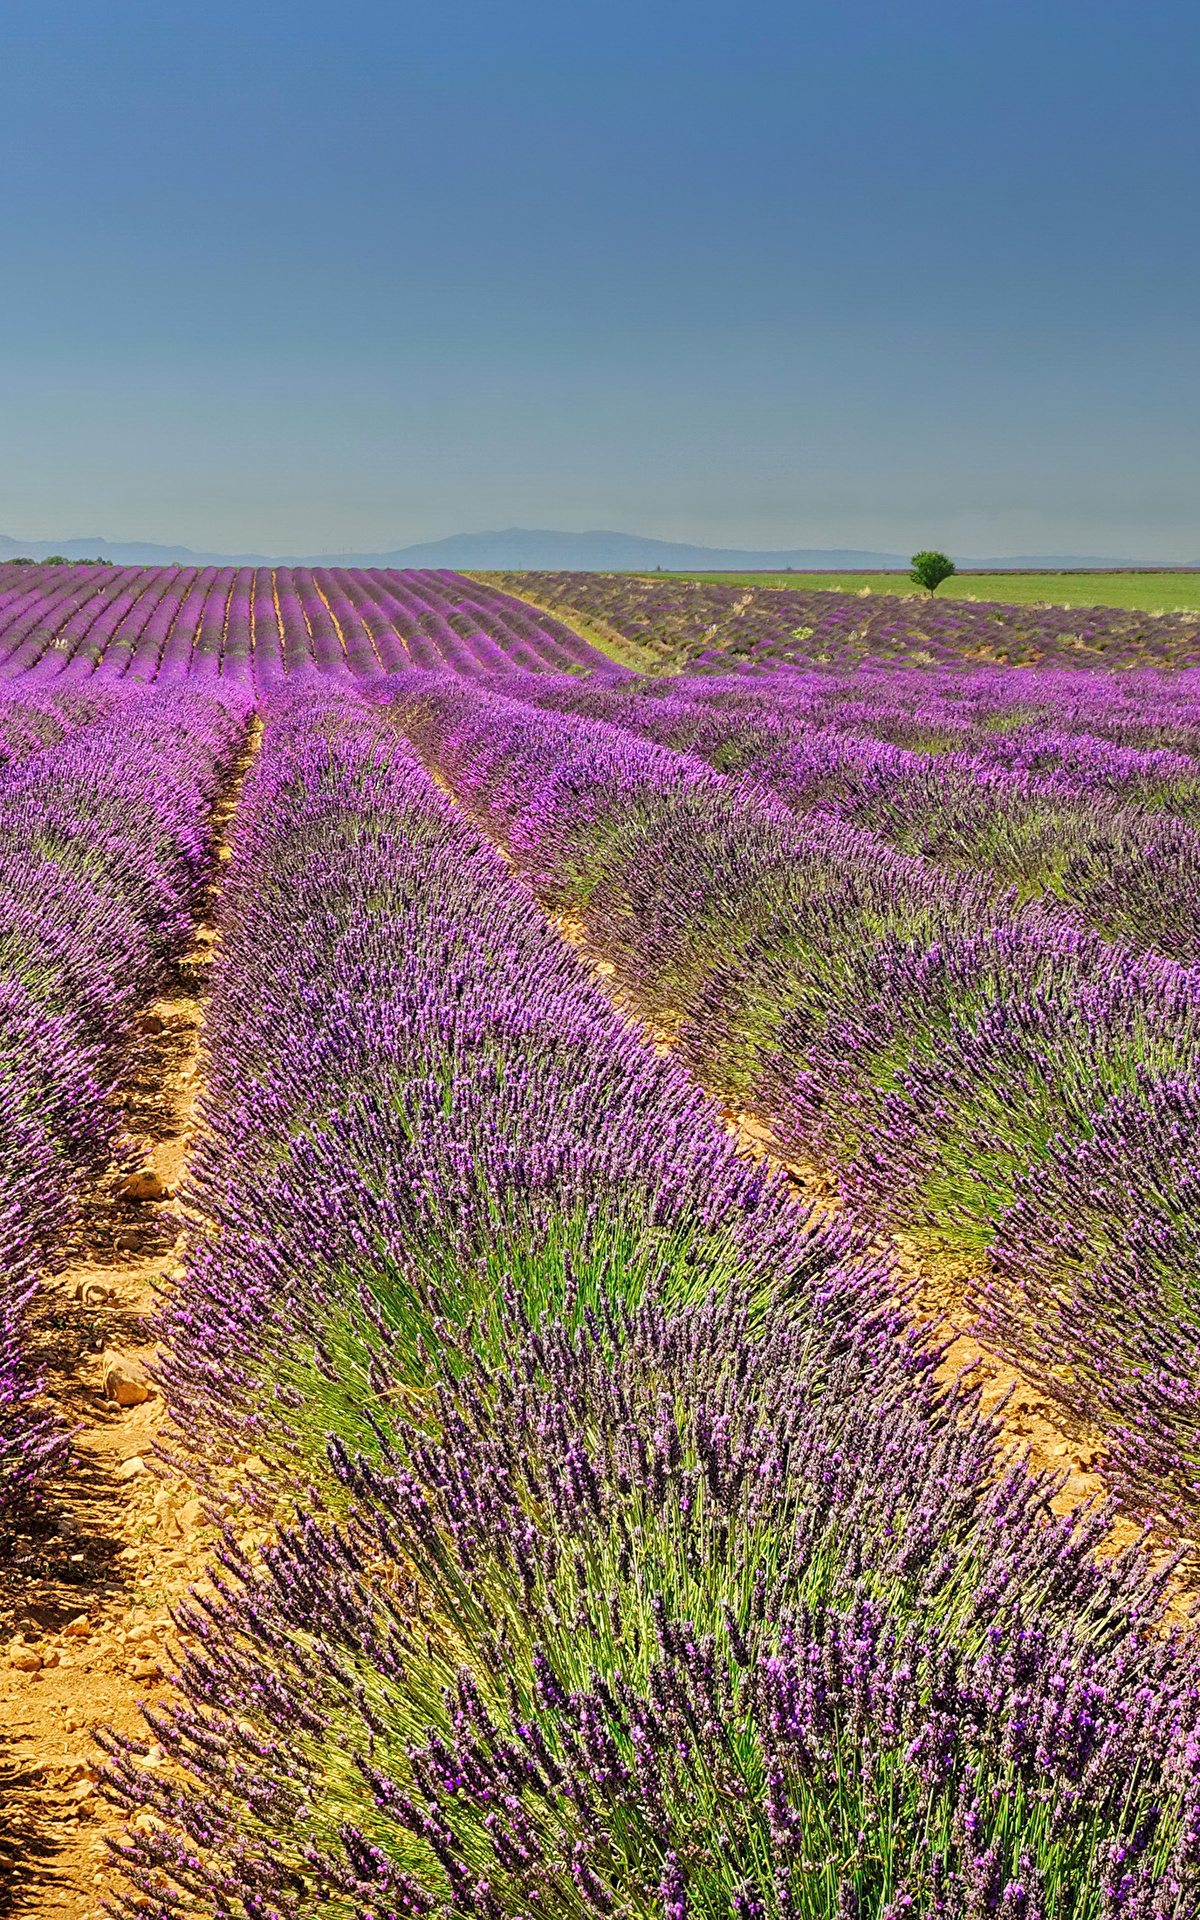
[[0, 563, 610, 681], [485, 570, 1200, 673], [6, 565, 1200, 1918]]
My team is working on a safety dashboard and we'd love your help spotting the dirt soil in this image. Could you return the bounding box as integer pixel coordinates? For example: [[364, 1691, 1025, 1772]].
[[0, 729, 258, 1919]]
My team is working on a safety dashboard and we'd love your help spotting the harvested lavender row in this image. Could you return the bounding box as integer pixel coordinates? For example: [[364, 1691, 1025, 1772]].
[[383, 672, 1200, 1530], [109, 684, 1200, 1918], [0, 687, 248, 1523]]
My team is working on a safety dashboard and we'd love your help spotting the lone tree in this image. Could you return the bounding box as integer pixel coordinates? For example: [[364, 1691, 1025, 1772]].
[[910, 550, 955, 594]]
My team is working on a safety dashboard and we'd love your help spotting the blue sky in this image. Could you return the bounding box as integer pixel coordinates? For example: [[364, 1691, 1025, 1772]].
[[0, 0, 1197, 557]]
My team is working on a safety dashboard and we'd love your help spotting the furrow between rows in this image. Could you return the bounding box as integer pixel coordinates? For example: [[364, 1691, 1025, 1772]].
[[0, 704, 257, 1920]]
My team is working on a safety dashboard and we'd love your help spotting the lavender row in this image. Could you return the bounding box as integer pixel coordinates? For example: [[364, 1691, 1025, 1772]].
[[484, 665, 1200, 807], [157, 684, 877, 1499], [0, 563, 612, 682], [0, 688, 248, 1523], [482, 669, 1200, 966], [500, 670, 1200, 1530], [382, 672, 1200, 1533], [106, 685, 1200, 1917], [638, 662, 1200, 758], [487, 570, 1200, 672], [0, 681, 118, 768], [108, 1296, 1200, 1918]]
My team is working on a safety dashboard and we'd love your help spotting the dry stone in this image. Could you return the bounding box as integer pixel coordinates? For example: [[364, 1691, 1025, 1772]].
[[103, 1353, 153, 1405], [120, 1167, 168, 1202]]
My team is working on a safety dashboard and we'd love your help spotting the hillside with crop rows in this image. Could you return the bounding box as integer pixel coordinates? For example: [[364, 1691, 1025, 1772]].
[[4, 564, 1200, 1919], [482, 568, 1200, 671]]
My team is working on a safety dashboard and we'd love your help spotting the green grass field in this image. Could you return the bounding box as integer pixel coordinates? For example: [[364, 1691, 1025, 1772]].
[[636, 571, 1200, 614]]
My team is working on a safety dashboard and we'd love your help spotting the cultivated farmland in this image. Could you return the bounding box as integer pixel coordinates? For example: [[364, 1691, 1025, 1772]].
[[481, 569, 1200, 672], [4, 563, 1200, 1920]]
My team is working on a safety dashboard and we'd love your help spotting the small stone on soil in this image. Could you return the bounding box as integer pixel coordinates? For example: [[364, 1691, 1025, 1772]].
[[103, 1354, 153, 1406], [119, 1168, 169, 1202]]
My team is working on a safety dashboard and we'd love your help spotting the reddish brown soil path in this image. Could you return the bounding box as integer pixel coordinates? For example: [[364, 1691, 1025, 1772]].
[[0, 725, 260, 1919]]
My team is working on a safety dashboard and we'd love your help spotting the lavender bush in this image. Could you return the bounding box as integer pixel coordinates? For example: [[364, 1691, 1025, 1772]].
[[0, 687, 247, 1521], [102, 685, 1200, 1918], [0, 681, 118, 764], [482, 572, 1200, 673], [479, 671, 1200, 967], [377, 672, 1200, 1536], [103, 1275, 1200, 1919], [4, 568, 1200, 1905], [0, 564, 616, 684], [156, 686, 881, 1499]]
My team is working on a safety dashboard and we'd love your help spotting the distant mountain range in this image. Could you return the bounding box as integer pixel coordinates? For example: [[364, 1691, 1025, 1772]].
[[0, 528, 1194, 572]]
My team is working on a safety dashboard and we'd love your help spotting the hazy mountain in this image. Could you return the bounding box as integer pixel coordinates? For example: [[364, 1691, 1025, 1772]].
[[303, 531, 1194, 571], [0, 534, 274, 565], [0, 529, 913, 569], [305, 530, 918, 570], [1, 528, 1195, 571], [955, 554, 1196, 571]]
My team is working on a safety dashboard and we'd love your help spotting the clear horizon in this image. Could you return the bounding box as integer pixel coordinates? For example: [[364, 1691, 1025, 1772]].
[[1, 0, 1196, 560]]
